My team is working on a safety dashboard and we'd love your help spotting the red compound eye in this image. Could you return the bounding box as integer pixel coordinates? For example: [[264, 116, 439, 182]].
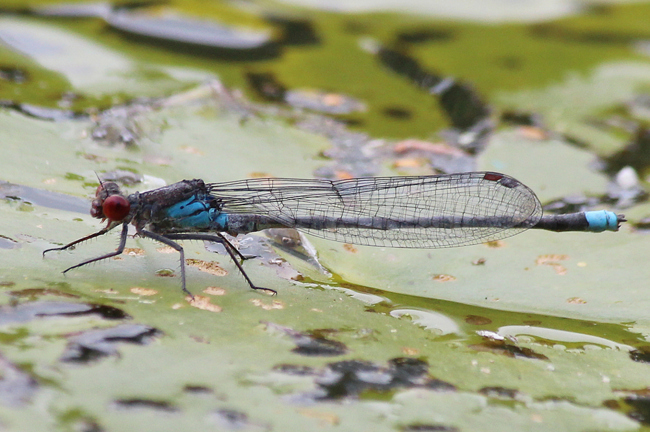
[[102, 195, 130, 221]]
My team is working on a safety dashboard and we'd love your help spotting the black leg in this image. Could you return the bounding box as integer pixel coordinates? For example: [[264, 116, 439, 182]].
[[216, 233, 253, 262], [59, 223, 129, 274], [139, 230, 193, 298], [43, 226, 113, 256], [162, 233, 277, 295]]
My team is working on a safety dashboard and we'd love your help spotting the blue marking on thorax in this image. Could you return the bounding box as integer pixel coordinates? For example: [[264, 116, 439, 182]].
[[584, 210, 618, 232], [165, 195, 219, 229]]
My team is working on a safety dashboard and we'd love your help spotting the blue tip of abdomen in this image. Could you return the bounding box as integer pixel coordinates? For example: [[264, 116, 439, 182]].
[[584, 210, 620, 232]]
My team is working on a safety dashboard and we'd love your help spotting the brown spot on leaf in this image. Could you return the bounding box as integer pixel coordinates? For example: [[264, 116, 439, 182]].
[[203, 287, 226, 296], [188, 295, 222, 313], [186, 259, 227, 276], [298, 409, 340, 426], [250, 299, 284, 310], [536, 254, 569, 275], [567, 297, 586, 304], [123, 248, 145, 256], [131, 287, 158, 296], [465, 315, 492, 325]]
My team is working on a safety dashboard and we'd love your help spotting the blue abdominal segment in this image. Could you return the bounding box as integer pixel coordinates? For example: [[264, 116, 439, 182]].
[[584, 210, 619, 232]]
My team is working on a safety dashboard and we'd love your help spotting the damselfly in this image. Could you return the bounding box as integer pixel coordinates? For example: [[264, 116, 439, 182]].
[[44, 172, 625, 296]]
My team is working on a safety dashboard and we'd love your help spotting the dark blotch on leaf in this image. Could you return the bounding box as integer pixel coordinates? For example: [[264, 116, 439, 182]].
[[0, 301, 129, 326], [500, 110, 541, 127], [479, 386, 520, 399], [315, 358, 455, 400], [376, 47, 490, 130], [561, 134, 590, 149], [273, 364, 316, 376], [113, 398, 178, 412], [402, 425, 459, 432], [264, 322, 348, 356], [183, 385, 213, 394], [0, 66, 28, 83], [464, 315, 492, 325], [317, 360, 379, 399], [470, 340, 549, 360], [423, 379, 456, 392], [67, 304, 129, 320], [625, 396, 650, 425], [396, 28, 454, 44], [389, 357, 428, 383], [246, 72, 286, 102], [61, 324, 160, 363], [62, 346, 106, 364], [210, 409, 252, 429], [337, 117, 364, 127], [383, 107, 412, 119], [630, 346, 650, 363], [268, 16, 320, 45], [437, 82, 490, 131], [292, 337, 348, 357]]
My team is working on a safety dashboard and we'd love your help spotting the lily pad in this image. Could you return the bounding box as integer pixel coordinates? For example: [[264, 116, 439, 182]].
[[0, 1, 649, 431]]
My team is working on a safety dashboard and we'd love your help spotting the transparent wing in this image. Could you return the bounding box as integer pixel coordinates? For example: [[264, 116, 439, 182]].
[[207, 172, 542, 248]]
